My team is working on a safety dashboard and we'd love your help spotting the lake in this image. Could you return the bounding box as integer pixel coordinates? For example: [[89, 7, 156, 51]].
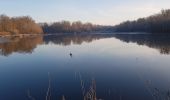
[[0, 34, 170, 100]]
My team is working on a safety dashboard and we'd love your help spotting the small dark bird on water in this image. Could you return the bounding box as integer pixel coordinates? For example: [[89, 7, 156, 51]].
[[70, 53, 73, 57]]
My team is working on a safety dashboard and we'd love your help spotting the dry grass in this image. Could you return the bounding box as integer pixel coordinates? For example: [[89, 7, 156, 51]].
[[78, 72, 98, 100], [27, 72, 101, 100]]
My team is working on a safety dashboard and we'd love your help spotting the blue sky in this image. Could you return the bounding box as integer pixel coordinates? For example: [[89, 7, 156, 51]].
[[0, 0, 170, 25]]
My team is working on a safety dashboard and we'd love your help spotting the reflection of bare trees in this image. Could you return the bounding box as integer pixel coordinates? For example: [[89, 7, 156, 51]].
[[43, 34, 114, 46], [114, 34, 170, 54], [1, 34, 170, 56], [0, 35, 43, 56], [44, 34, 170, 55], [0, 34, 114, 56]]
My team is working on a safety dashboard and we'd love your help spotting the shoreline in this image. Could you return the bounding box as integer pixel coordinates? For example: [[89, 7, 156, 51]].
[[0, 33, 44, 37]]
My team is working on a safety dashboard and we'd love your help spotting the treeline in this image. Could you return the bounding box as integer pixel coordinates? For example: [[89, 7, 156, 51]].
[[114, 9, 170, 33], [41, 21, 113, 33], [0, 14, 113, 35], [0, 15, 43, 35]]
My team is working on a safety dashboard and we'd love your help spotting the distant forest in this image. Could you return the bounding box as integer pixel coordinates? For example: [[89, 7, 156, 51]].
[[114, 9, 170, 33], [0, 14, 113, 35], [1, 9, 170, 35], [0, 15, 43, 35], [41, 21, 113, 33]]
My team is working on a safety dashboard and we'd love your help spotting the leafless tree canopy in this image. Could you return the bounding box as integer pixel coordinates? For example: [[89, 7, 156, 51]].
[[114, 9, 170, 33], [0, 15, 43, 35], [41, 21, 113, 33]]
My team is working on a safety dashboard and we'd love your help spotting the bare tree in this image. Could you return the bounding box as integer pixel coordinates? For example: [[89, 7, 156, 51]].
[[0, 15, 43, 35], [115, 9, 170, 33]]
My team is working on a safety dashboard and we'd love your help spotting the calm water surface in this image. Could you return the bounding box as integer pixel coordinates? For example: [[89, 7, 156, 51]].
[[0, 34, 170, 100]]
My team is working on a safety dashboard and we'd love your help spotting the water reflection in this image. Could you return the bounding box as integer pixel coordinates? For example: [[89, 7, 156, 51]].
[[43, 34, 113, 46], [114, 34, 170, 54], [0, 34, 114, 56], [1, 33, 170, 100], [0, 34, 170, 56], [0, 36, 43, 56]]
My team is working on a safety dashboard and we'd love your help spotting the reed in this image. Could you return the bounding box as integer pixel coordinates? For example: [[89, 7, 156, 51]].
[[27, 72, 101, 100]]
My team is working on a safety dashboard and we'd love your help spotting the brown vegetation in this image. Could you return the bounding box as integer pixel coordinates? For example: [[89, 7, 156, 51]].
[[0, 15, 43, 35]]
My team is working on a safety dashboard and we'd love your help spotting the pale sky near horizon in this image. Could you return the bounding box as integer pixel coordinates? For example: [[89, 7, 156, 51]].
[[0, 0, 170, 25]]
